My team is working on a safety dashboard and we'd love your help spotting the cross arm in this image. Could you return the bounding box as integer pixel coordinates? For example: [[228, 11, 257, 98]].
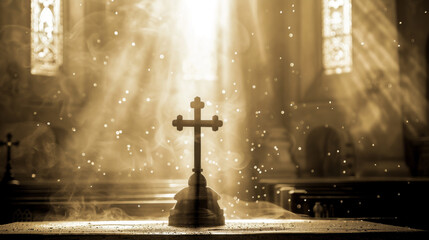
[[172, 115, 223, 131], [209, 115, 223, 131], [0, 141, 19, 146], [172, 115, 185, 131], [2, 133, 19, 146]]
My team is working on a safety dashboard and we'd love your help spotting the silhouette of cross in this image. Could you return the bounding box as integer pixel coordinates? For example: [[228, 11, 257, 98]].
[[0, 133, 19, 163], [0, 133, 20, 184], [173, 97, 223, 173]]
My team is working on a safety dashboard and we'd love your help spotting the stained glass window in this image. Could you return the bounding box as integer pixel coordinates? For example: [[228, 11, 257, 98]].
[[322, 0, 352, 75], [31, 0, 63, 76]]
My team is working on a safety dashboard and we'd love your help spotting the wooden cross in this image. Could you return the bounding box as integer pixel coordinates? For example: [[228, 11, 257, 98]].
[[0, 133, 20, 184], [173, 97, 223, 173]]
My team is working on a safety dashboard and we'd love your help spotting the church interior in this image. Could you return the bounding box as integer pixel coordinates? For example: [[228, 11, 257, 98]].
[[1, 0, 429, 238]]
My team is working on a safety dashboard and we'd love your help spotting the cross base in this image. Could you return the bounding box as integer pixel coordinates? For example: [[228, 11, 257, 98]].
[[0, 176, 20, 186], [1, 166, 19, 186], [168, 173, 225, 227]]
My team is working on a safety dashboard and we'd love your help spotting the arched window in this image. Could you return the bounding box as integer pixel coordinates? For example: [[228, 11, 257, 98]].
[[31, 0, 63, 76], [322, 0, 352, 75]]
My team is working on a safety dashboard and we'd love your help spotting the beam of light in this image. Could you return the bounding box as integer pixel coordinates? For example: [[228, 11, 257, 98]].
[[38, 0, 249, 194], [325, 0, 425, 175], [25, 0, 286, 220], [341, 0, 404, 140], [180, 0, 219, 81]]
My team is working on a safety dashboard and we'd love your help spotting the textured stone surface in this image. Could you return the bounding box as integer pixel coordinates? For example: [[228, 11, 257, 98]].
[[0, 219, 427, 239]]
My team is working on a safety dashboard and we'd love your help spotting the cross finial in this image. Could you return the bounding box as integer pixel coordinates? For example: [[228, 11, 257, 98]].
[[190, 97, 204, 109], [172, 97, 223, 173]]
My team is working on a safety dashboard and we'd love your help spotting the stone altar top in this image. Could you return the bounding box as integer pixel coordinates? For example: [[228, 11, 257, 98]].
[[0, 219, 426, 240]]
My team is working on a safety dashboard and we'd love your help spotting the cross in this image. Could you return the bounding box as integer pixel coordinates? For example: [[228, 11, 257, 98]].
[[0, 133, 20, 184], [173, 97, 223, 173], [0, 133, 19, 163]]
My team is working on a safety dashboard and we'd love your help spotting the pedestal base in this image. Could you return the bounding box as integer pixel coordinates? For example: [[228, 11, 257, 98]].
[[169, 207, 225, 227], [1, 175, 19, 186], [168, 173, 225, 227]]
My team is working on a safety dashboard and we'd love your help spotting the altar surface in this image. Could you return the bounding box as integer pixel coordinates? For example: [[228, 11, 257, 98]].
[[0, 219, 427, 240]]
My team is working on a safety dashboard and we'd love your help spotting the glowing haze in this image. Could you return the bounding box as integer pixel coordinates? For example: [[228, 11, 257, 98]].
[[44, 0, 251, 194]]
